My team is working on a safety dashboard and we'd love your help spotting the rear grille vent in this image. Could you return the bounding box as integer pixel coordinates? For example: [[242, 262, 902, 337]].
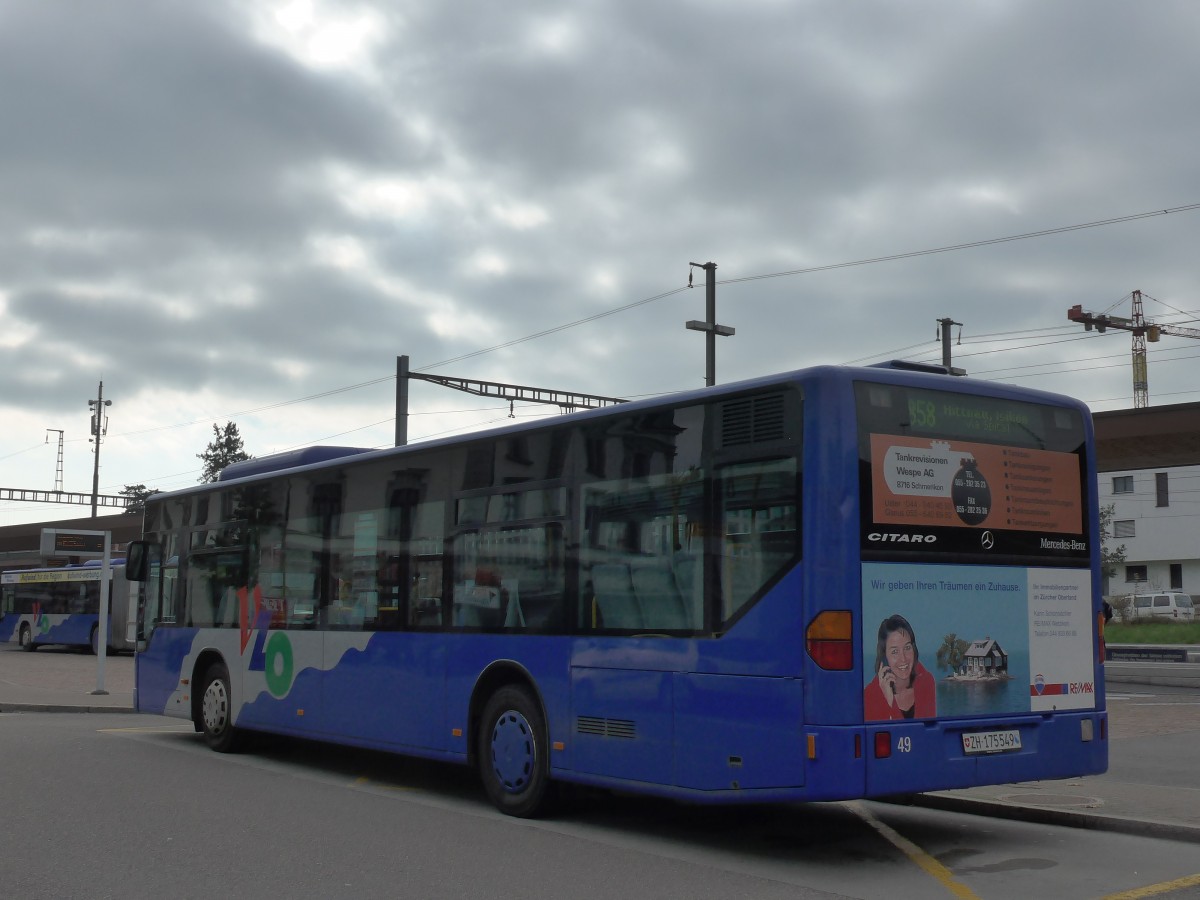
[[722, 393, 786, 446], [576, 716, 637, 739]]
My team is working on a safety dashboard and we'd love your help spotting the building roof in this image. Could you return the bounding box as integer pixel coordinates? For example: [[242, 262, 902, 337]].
[[965, 638, 1005, 658], [1093, 401, 1200, 471], [0, 512, 142, 570]]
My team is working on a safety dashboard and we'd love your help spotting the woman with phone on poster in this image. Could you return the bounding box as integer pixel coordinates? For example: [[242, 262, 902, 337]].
[[864, 613, 936, 721]]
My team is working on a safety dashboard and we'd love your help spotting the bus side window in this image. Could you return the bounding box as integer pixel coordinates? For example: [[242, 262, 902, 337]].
[[184, 550, 245, 629], [71, 584, 88, 615], [718, 458, 799, 625]]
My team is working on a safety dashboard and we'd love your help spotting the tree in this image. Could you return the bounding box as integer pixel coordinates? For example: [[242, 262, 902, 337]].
[[198, 422, 251, 483], [119, 483, 159, 515], [1098, 503, 1126, 583], [936, 633, 970, 674]]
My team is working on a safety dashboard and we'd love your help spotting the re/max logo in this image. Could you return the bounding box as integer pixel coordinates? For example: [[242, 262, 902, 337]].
[[867, 533, 937, 543]]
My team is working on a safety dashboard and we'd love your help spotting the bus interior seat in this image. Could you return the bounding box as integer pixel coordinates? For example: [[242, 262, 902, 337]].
[[630, 564, 688, 630], [502, 579, 525, 628], [671, 553, 702, 629], [214, 587, 237, 628], [591, 563, 643, 629]]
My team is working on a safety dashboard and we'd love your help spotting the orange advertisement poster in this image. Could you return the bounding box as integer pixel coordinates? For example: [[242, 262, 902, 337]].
[[869, 434, 1083, 534]]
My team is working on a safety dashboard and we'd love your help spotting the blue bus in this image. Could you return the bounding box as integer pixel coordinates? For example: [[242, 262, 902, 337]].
[[125, 362, 1107, 816], [1, 561, 136, 654]]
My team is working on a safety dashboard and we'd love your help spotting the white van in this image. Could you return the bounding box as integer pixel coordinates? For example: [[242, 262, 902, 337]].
[[1127, 592, 1195, 623]]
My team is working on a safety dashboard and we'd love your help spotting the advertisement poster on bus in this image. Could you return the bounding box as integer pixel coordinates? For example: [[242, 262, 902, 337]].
[[861, 561, 1095, 721], [868, 434, 1083, 535]]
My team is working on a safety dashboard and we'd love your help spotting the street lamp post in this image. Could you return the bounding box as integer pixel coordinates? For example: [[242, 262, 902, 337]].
[[88, 382, 112, 518], [685, 261, 735, 386]]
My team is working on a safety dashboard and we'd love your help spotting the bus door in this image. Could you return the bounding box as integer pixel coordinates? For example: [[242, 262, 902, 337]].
[[319, 502, 448, 753]]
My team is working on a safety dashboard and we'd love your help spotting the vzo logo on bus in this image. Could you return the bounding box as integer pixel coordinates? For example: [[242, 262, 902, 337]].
[[238, 585, 296, 699]]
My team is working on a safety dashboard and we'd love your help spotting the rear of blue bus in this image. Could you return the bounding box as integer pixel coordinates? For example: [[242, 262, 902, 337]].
[[802, 369, 1107, 800]]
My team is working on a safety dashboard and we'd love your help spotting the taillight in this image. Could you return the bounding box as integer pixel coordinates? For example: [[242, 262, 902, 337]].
[[807, 610, 853, 670], [874, 731, 891, 758]]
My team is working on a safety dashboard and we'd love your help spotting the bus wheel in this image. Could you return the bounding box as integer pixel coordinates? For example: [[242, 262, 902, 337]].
[[198, 661, 243, 753], [478, 685, 554, 818], [89, 625, 99, 656], [18, 624, 36, 652]]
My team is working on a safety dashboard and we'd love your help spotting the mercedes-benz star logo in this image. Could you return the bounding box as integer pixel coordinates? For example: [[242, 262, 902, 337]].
[[980, 531, 995, 550]]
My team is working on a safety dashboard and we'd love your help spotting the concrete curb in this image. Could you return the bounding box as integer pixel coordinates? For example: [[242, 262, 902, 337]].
[[0, 702, 136, 714], [908, 792, 1200, 845]]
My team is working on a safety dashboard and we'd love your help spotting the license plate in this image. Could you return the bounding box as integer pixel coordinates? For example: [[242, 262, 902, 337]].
[[961, 729, 1022, 755]]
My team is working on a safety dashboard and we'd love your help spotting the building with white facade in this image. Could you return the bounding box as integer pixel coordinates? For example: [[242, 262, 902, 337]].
[[1094, 401, 1200, 598]]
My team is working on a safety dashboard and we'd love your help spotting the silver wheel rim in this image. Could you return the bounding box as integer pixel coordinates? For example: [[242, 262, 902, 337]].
[[202, 678, 230, 735]]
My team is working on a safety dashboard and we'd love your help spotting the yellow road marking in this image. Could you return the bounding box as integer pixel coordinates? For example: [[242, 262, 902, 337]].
[[1101, 873, 1200, 899], [846, 801, 981, 899], [353, 776, 414, 793]]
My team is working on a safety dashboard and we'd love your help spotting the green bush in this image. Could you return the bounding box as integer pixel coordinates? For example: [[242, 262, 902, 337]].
[[1105, 621, 1200, 644]]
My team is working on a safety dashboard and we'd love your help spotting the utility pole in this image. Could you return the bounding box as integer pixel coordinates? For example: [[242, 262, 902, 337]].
[[45, 429, 65, 493], [88, 382, 112, 518], [936, 317, 967, 375], [395, 355, 409, 447], [685, 261, 735, 386]]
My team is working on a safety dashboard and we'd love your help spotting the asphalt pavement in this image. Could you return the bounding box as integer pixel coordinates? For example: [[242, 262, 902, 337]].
[[1, 643, 1198, 844]]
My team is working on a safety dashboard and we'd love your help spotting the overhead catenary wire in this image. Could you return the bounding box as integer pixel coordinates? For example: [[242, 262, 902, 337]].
[[70, 200, 1200, 461]]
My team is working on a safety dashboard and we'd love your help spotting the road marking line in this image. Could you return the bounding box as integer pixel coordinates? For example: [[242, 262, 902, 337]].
[[1101, 873, 1200, 899], [352, 775, 415, 793], [845, 801, 980, 899]]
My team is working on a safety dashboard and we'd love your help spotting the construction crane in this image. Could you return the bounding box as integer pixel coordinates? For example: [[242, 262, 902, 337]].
[[1067, 289, 1200, 408]]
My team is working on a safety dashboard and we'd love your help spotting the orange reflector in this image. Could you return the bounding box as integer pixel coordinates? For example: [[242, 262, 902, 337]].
[[807, 610, 852, 640], [452, 728, 462, 738], [807, 734, 817, 760], [806, 611, 853, 671], [874, 731, 891, 758], [854, 733, 862, 759], [1097, 612, 1107, 664], [553, 741, 565, 752]]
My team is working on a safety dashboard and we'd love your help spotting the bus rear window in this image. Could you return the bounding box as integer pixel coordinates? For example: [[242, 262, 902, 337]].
[[855, 382, 1089, 564]]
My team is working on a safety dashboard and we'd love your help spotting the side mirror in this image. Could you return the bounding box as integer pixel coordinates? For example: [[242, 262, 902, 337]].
[[125, 541, 151, 581]]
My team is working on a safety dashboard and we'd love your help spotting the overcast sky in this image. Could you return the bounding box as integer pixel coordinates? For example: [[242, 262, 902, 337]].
[[3, 0, 1199, 527]]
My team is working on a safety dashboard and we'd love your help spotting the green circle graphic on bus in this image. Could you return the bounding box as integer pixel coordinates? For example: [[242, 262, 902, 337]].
[[264, 631, 294, 698]]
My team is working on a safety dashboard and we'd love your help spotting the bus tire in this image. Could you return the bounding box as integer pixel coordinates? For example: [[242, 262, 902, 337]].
[[478, 685, 554, 818], [89, 625, 99, 656], [18, 624, 36, 652], [198, 661, 243, 753]]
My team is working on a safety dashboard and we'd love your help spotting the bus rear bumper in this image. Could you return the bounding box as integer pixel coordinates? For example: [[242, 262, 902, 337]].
[[858, 710, 1108, 799]]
